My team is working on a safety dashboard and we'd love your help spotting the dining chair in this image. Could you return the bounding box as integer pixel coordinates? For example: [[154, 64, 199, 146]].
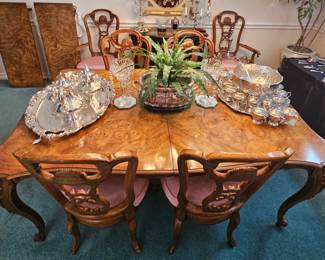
[[100, 29, 152, 70], [167, 29, 215, 61], [75, 9, 120, 70], [212, 10, 261, 64], [161, 148, 294, 254], [14, 151, 149, 255]]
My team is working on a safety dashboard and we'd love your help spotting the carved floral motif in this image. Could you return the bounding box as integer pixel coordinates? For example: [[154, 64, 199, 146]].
[[202, 166, 260, 212]]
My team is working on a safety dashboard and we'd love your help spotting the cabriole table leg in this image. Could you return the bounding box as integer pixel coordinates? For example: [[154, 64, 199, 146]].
[[0, 177, 45, 241], [276, 163, 325, 228]]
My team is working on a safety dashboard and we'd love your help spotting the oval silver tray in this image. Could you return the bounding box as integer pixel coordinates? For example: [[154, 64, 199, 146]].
[[25, 71, 114, 140], [217, 64, 284, 115]]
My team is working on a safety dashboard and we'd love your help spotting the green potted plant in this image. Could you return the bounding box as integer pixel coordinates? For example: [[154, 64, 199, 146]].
[[139, 37, 217, 111], [281, 0, 325, 58]]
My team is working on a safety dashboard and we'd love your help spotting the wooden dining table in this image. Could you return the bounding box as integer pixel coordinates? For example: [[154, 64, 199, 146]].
[[0, 69, 324, 242]]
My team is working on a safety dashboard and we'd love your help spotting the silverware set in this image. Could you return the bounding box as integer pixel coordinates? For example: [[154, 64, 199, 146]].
[[298, 59, 325, 74]]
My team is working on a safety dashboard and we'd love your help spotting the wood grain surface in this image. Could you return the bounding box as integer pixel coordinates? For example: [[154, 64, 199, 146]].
[[0, 69, 324, 178], [34, 3, 79, 79], [0, 3, 43, 87]]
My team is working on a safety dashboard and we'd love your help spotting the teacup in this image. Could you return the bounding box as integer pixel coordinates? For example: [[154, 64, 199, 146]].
[[247, 95, 258, 113], [233, 92, 246, 110], [268, 108, 284, 127], [252, 107, 268, 125], [276, 90, 291, 98], [262, 98, 273, 111], [283, 107, 299, 126], [272, 96, 290, 107]]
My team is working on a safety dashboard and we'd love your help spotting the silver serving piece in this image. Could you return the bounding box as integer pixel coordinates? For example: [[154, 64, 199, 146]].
[[233, 63, 283, 90], [25, 67, 115, 141], [214, 63, 299, 127]]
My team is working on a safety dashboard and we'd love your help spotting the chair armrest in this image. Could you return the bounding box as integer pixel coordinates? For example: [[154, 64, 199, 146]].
[[74, 43, 89, 66], [238, 43, 261, 63]]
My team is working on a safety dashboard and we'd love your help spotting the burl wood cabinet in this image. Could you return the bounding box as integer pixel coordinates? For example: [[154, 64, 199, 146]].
[[0, 3, 43, 87]]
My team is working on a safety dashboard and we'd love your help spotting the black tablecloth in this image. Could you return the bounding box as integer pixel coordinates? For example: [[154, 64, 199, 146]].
[[280, 58, 325, 138]]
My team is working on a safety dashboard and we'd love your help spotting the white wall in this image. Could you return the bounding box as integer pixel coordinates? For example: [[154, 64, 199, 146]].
[[313, 31, 325, 57], [0, 0, 324, 79]]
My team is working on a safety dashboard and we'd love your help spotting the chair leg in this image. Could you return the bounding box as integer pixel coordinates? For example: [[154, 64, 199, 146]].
[[66, 214, 81, 255], [169, 208, 185, 254], [227, 210, 240, 248], [126, 207, 142, 253]]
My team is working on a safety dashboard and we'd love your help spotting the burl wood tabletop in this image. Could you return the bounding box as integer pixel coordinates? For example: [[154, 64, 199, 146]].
[[0, 69, 324, 179]]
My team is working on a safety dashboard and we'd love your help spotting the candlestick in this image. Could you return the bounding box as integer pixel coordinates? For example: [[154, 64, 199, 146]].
[[181, 0, 212, 27]]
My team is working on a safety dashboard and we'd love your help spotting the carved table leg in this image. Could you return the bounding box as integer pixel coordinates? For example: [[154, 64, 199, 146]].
[[276, 163, 325, 228], [0, 177, 45, 241]]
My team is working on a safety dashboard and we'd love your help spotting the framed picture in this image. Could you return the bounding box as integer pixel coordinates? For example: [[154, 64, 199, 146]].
[[143, 0, 186, 16]]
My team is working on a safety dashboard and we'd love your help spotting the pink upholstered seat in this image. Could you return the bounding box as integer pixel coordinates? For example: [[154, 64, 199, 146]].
[[76, 56, 106, 70], [99, 176, 149, 207], [161, 175, 216, 207], [161, 176, 243, 207], [65, 176, 149, 208]]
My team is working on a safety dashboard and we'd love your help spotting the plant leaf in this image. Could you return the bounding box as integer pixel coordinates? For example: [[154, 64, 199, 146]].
[[162, 65, 172, 86]]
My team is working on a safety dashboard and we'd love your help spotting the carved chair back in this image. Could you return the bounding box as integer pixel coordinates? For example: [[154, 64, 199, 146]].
[[14, 151, 138, 217], [177, 148, 294, 214], [212, 10, 245, 58], [84, 9, 120, 56], [100, 29, 152, 70], [167, 29, 214, 61]]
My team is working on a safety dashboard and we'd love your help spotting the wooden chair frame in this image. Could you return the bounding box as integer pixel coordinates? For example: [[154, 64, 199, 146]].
[[212, 10, 261, 63], [167, 29, 215, 61], [100, 29, 152, 70], [14, 151, 142, 255], [168, 148, 294, 253], [75, 9, 120, 66]]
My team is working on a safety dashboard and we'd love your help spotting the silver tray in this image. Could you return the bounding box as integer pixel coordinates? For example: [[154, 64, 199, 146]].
[[25, 69, 114, 140], [217, 64, 284, 116]]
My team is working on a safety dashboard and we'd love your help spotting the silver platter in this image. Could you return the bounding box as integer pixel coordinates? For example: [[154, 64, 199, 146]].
[[216, 64, 285, 116], [25, 68, 115, 140], [213, 63, 300, 127]]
